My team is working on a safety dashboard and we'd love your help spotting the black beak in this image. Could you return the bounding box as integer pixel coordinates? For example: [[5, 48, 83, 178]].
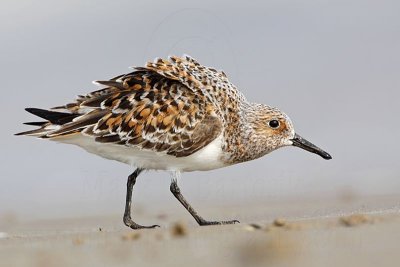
[[291, 133, 332, 160]]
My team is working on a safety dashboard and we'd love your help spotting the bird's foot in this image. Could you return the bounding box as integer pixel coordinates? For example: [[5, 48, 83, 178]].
[[198, 219, 240, 226], [123, 217, 160, 230]]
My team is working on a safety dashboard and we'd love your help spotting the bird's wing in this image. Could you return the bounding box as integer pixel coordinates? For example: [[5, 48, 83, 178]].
[[138, 55, 245, 123], [45, 66, 223, 157]]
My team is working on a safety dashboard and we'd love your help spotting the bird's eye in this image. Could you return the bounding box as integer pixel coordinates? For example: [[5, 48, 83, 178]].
[[268, 120, 280, 129]]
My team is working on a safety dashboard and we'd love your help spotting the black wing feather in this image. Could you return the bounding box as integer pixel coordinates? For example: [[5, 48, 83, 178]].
[[25, 108, 79, 125]]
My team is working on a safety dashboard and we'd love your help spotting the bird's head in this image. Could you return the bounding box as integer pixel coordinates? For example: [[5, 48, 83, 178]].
[[246, 104, 332, 160]]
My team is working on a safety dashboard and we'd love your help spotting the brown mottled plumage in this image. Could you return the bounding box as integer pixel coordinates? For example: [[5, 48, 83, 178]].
[[28, 56, 235, 159]]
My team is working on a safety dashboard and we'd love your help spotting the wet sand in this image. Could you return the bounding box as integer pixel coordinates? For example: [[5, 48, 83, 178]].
[[1, 194, 399, 267]]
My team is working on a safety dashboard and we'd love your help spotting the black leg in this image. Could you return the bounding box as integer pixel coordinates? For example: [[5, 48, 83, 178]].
[[123, 168, 159, 229], [170, 179, 239, 226]]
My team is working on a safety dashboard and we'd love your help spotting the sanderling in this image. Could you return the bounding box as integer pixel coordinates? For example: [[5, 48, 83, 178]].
[[16, 55, 331, 229]]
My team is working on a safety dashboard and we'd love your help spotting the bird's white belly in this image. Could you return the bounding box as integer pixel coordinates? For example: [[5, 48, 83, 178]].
[[55, 134, 228, 172]]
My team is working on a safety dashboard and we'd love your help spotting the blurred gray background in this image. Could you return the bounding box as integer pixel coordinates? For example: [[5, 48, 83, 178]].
[[1, 0, 399, 220]]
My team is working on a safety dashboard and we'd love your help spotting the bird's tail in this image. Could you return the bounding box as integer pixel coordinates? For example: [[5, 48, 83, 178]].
[[15, 108, 79, 137]]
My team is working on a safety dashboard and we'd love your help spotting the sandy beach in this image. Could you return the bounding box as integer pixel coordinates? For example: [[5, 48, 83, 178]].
[[1, 194, 399, 267]]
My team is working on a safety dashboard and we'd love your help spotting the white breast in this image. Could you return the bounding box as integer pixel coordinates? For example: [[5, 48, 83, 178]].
[[53, 133, 228, 172]]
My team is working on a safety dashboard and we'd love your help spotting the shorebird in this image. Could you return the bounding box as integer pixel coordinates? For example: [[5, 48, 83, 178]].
[[16, 55, 331, 229]]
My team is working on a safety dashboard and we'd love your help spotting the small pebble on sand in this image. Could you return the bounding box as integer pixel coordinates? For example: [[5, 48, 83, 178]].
[[249, 223, 262, 230], [171, 222, 188, 237], [243, 224, 261, 231], [273, 218, 286, 227], [340, 214, 370, 227]]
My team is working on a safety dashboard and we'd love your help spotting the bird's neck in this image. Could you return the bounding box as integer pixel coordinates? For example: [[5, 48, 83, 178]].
[[223, 102, 272, 164]]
